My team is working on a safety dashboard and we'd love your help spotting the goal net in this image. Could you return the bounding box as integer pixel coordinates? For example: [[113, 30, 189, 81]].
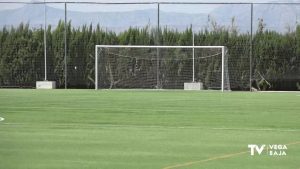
[[95, 45, 230, 91]]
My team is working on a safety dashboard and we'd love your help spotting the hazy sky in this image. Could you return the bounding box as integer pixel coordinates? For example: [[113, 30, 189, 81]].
[[0, 0, 287, 2], [0, 0, 291, 3], [0, 0, 299, 13]]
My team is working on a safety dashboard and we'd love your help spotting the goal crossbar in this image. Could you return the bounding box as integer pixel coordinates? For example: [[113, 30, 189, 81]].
[[95, 45, 225, 49], [95, 45, 226, 91]]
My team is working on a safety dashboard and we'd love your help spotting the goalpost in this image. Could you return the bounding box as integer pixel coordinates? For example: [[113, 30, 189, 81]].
[[95, 45, 230, 91]]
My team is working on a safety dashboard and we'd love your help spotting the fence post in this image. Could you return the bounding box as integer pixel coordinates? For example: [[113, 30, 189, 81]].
[[64, 2, 68, 89], [250, 3, 253, 91]]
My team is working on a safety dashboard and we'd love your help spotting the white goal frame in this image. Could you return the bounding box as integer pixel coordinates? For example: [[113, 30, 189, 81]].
[[95, 45, 226, 91]]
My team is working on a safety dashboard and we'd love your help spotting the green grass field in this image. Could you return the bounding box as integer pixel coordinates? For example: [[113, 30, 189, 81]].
[[0, 89, 299, 169]]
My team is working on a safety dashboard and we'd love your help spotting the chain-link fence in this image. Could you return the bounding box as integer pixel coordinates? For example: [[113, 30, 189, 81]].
[[0, 1, 299, 90]]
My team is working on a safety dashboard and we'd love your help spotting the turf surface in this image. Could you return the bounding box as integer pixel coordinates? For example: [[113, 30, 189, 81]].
[[0, 89, 299, 169]]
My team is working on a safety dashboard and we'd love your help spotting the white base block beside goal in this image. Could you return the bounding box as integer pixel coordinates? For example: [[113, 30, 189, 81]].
[[36, 81, 56, 89], [184, 82, 203, 90]]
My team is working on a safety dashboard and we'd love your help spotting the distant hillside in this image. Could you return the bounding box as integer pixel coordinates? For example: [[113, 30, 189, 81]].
[[211, 3, 300, 33], [0, 3, 299, 33]]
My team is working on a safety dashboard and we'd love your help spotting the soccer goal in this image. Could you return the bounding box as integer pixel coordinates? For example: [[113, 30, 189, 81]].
[[95, 45, 230, 91]]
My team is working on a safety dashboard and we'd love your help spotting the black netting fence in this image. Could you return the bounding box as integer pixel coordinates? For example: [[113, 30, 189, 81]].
[[0, 2, 299, 90]]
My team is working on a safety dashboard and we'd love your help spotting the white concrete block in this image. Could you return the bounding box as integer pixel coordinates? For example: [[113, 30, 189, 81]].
[[184, 82, 203, 90], [36, 81, 56, 89]]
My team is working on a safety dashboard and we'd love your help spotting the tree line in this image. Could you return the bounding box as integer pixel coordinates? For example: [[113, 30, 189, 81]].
[[0, 20, 299, 90]]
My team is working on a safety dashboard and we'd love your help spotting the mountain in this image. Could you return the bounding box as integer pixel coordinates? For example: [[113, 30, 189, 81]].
[[0, 4, 64, 28], [0, 3, 299, 33], [0, 4, 208, 32], [210, 3, 300, 33]]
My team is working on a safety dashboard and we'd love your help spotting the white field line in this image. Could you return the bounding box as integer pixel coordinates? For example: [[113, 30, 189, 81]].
[[0, 117, 4, 122], [162, 151, 249, 169], [210, 127, 300, 132], [258, 91, 300, 93], [1, 122, 299, 132], [1, 106, 183, 112]]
